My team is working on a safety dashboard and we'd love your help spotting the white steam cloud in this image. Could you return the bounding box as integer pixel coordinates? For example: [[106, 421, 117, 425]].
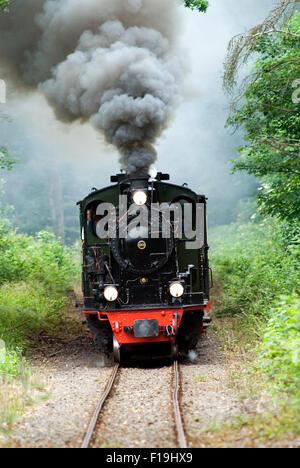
[[0, 0, 184, 174]]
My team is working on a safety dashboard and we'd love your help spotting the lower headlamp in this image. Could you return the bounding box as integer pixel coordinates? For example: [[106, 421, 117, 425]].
[[169, 282, 184, 298], [104, 286, 118, 302]]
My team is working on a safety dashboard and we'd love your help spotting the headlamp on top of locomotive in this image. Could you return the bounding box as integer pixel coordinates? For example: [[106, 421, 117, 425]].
[[132, 190, 148, 206], [78, 171, 212, 362]]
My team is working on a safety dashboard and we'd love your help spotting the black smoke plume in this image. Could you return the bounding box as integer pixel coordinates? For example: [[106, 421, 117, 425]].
[[0, 0, 183, 174]]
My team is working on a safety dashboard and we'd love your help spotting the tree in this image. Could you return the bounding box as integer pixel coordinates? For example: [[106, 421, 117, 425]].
[[183, 1, 209, 13], [224, 0, 300, 91], [0, 0, 10, 12], [227, 13, 300, 221]]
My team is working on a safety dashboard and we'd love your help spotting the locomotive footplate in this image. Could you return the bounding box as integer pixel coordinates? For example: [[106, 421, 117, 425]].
[[97, 308, 184, 345]]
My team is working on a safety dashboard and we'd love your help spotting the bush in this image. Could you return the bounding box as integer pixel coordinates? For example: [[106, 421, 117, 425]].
[[210, 218, 299, 319], [257, 295, 300, 397], [0, 224, 80, 432], [211, 217, 300, 424], [0, 230, 79, 293], [0, 229, 80, 355], [0, 282, 65, 350]]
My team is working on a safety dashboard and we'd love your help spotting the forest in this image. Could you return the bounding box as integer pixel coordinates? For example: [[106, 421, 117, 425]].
[[0, 0, 299, 448]]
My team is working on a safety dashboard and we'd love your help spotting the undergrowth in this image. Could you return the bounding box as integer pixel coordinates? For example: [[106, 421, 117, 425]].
[[0, 226, 79, 433], [210, 217, 300, 444]]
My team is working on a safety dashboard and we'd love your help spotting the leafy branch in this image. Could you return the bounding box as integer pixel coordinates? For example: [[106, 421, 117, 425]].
[[224, 0, 300, 91], [251, 28, 300, 39], [226, 9, 300, 221], [183, 0, 209, 13], [0, 147, 16, 171], [0, 0, 10, 12]]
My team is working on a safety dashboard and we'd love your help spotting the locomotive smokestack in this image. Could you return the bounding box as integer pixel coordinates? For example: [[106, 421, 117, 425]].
[[0, 0, 184, 175]]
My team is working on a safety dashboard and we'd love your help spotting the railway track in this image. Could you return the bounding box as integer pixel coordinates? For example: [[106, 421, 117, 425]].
[[81, 361, 187, 449], [173, 360, 187, 449], [81, 363, 119, 449]]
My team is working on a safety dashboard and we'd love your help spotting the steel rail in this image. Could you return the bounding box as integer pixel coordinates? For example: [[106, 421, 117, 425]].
[[81, 363, 119, 449], [173, 360, 187, 449]]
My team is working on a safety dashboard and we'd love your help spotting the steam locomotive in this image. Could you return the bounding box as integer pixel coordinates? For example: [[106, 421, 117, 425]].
[[78, 172, 211, 362]]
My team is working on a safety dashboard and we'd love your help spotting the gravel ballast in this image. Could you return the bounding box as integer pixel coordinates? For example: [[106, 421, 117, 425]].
[[3, 330, 242, 449], [3, 321, 298, 448], [180, 332, 241, 447], [3, 338, 112, 448], [93, 366, 176, 448]]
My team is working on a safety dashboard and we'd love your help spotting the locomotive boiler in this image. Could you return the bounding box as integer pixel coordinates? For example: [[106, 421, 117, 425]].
[[78, 172, 212, 362]]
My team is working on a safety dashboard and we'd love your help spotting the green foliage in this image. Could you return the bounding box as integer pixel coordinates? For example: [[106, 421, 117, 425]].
[[257, 295, 300, 397], [1, 116, 16, 172], [183, 0, 209, 13], [211, 218, 300, 319], [0, 147, 15, 171], [0, 186, 79, 432], [0, 0, 10, 11], [0, 181, 12, 233], [0, 230, 78, 293], [0, 226, 79, 367], [224, 0, 299, 91], [212, 215, 300, 428], [228, 13, 300, 221], [0, 281, 66, 351], [0, 348, 21, 376]]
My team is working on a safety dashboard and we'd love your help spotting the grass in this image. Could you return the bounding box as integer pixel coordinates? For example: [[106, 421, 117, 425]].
[[0, 360, 32, 436], [194, 374, 207, 383], [192, 408, 299, 448], [206, 217, 300, 446], [192, 314, 300, 447], [0, 227, 79, 433], [0, 371, 50, 440], [100, 442, 123, 449]]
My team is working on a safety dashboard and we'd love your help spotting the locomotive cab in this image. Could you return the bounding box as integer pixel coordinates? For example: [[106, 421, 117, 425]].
[[78, 172, 211, 361]]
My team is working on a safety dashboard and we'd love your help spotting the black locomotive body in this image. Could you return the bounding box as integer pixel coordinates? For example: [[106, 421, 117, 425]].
[[78, 172, 211, 361]]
